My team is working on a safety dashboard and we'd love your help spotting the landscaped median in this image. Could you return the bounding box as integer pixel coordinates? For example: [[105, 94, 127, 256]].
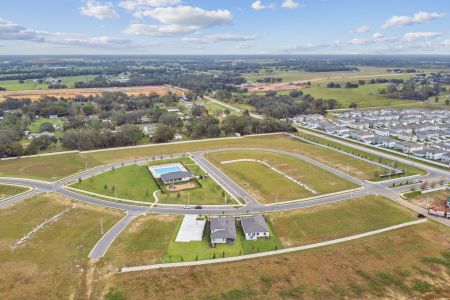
[[0, 184, 31, 202]]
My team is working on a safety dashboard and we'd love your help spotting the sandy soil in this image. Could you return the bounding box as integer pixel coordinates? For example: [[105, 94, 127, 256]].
[[0, 85, 179, 101]]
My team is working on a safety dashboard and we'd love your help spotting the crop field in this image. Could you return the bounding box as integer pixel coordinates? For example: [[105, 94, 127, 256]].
[[0, 193, 121, 299], [269, 195, 416, 247], [207, 150, 358, 203], [102, 211, 450, 299], [71, 158, 234, 205], [0, 184, 28, 201], [0, 134, 402, 181]]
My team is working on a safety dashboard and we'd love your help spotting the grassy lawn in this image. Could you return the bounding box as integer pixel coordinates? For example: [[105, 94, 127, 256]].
[[71, 164, 158, 203], [0, 153, 101, 181], [104, 221, 449, 299], [303, 83, 418, 108], [162, 216, 282, 262], [0, 193, 121, 299], [27, 117, 64, 132], [70, 157, 235, 205], [105, 214, 181, 267], [208, 150, 357, 203], [269, 195, 417, 247], [0, 184, 28, 201], [0, 133, 422, 181]]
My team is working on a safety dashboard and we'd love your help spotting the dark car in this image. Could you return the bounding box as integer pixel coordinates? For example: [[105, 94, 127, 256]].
[[195, 205, 203, 209]]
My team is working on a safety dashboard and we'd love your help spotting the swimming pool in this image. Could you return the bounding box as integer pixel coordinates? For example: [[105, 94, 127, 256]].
[[148, 163, 188, 178]]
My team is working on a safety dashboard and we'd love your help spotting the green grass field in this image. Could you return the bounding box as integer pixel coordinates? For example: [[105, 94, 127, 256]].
[[0, 134, 405, 181], [269, 195, 417, 247], [0, 184, 28, 201], [0, 75, 97, 91], [0, 193, 121, 299], [71, 164, 158, 202], [208, 150, 358, 203], [71, 157, 235, 205]]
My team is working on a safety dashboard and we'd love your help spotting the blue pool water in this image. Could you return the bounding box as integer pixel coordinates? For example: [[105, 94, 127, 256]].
[[153, 166, 183, 175]]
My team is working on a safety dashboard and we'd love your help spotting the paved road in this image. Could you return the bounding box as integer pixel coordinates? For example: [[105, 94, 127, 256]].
[[192, 152, 258, 205], [121, 219, 427, 272], [89, 212, 140, 259]]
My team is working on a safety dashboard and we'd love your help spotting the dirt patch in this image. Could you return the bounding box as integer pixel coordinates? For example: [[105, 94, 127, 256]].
[[166, 182, 196, 192], [0, 85, 180, 101]]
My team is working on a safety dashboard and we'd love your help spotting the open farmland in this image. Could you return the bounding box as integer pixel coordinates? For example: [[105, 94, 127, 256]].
[[207, 150, 358, 203], [0, 75, 97, 91], [0, 134, 410, 181], [0, 193, 121, 299], [0, 85, 177, 101], [0, 184, 28, 201]]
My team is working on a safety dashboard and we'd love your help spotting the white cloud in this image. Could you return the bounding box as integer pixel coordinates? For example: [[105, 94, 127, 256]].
[[281, 0, 300, 9], [442, 40, 450, 46], [80, 0, 119, 20], [182, 33, 257, 44], [355, 25, 371, 33], [402, 32, 442, 42], [124, 6, 232, 36], [251, 1, 267, 10], [382, 11, 446, 29], [235, 43, 253, 49], [371, 32, 397, 42], [0, 18, 146, 49], [349, 38, 369, 46], [118, 0, 181, 11]]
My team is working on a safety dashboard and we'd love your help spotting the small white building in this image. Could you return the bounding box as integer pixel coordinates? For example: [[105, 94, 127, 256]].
[[240, 215, 270, 240]]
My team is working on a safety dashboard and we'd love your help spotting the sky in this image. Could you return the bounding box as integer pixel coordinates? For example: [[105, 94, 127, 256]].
[[0, 0, 449, 55]]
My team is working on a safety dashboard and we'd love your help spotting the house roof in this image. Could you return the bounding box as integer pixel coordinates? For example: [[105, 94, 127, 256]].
[[241, 215, 269, 234], [160, 171, 193, 183], [210, 216, 236, 240]]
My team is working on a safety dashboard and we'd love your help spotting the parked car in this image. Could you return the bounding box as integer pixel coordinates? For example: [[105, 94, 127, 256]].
[[195, 205, 202, 209]]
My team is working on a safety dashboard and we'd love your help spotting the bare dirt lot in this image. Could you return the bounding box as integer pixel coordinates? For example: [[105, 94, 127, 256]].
[[0, 85, 178, 101]]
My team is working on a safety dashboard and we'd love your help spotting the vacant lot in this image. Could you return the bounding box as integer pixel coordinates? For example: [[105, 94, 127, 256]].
[[208, 151, 357, 203], [0, 184, 28, 201], [0, 193, 121, 299], [405, 189, 450, 210], [269, 195, 417, 247], [102, 221, 449, 299], [0, 153, 101, 181], [0, 133, 412, 181]]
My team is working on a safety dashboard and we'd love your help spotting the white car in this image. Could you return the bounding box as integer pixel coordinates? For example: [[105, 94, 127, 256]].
[[184, 205, 191, 209]]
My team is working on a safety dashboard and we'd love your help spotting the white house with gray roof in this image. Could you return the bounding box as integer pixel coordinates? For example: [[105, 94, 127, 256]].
[[240, 215, 270, 240]]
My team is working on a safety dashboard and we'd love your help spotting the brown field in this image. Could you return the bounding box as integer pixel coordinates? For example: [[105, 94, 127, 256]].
[[0, 85, 179, 101], [97, 222, 450, 299], [407, 189, 450, 210]]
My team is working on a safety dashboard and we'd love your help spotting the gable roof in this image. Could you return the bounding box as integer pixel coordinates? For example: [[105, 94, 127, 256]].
[[241, 215, 269, 234]]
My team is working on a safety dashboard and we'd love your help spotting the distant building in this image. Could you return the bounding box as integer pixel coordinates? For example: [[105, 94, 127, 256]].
[[210, 216, 236, 245]]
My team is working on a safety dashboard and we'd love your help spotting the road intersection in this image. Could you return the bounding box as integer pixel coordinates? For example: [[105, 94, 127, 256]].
[[1, 135, 449, 258]]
